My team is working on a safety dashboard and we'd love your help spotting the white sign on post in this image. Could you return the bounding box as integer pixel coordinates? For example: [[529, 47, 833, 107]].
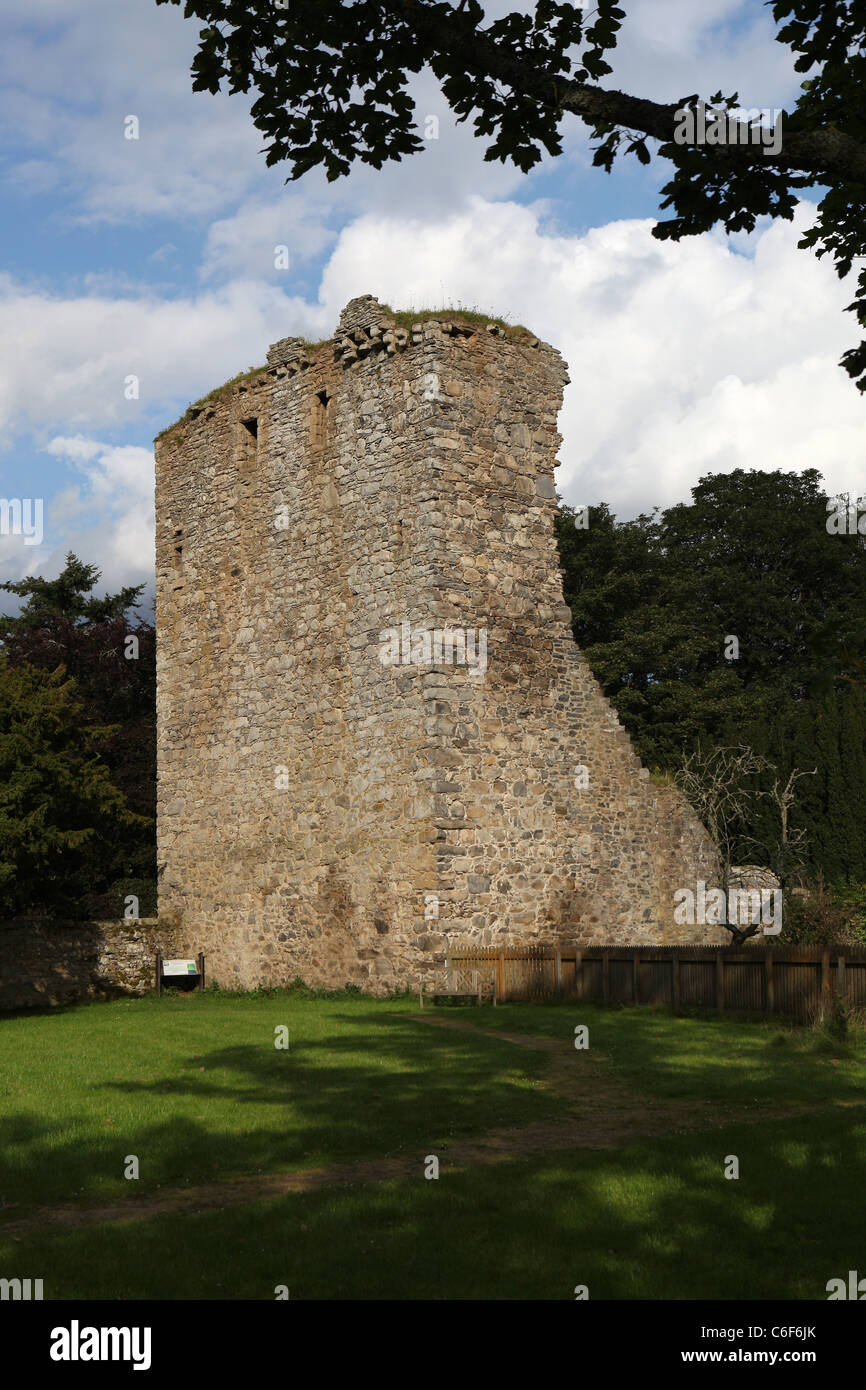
[[162, 959, 198, 976]]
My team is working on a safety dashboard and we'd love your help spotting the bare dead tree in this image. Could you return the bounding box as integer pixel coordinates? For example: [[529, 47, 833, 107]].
[[754, 766, 817, 890], [675, 744, 772, 946], [676, 748, 819, 944]]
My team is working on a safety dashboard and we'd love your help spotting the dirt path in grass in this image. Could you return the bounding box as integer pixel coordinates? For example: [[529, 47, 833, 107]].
[[408, 1012, 776, 1141], [0, 1014, 848, 1237]]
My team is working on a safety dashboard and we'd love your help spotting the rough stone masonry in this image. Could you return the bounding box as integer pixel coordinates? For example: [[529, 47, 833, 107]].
[[154, 294, 726, 993]]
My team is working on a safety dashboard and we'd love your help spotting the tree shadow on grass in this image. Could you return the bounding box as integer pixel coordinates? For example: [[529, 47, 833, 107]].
[[0, 1009, 553, 1210], [2, 1105, 864, 1301], [466, 1001, 866, 1108]]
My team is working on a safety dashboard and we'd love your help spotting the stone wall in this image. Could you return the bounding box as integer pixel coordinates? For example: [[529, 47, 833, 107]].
[[0, 920, 183, 1011], [154, 294, 727, 995]]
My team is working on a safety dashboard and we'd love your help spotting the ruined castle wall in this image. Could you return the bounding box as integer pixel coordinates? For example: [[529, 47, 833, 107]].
[[155, 296, 725, 995], [367, 310, 724, 951]]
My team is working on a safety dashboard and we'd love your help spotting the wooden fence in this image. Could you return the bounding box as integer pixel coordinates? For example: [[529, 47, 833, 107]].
[[445, 945, 866, 1021]]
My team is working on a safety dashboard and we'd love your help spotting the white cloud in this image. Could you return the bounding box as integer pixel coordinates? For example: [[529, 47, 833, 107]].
[[1, 194, 863, 544], [0, 275, 331, 440], [316, 198, 866, 515], [0, 0, 266, 225], [0, 435, 156, 602], [39, 436, 156, 599], [0, 0, 525, 233], [607, 0, 801, 105], [200, 199, 340, 283]]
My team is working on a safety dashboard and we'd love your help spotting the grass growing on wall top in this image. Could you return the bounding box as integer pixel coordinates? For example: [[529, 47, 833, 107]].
[[380, 302, 532, 335], [154, 304, 534, 439], [154, 365, 268, 440]]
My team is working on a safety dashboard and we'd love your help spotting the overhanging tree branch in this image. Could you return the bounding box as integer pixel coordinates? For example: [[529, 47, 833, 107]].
[[156, 0, 866, 389]]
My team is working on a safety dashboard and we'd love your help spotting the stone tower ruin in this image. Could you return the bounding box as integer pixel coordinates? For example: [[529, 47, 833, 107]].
[[154, 294, 723, 992]]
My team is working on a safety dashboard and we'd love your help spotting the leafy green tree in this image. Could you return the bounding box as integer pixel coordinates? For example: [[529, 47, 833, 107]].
[[0, 552, 145, 632], [0, 555, 156, 913], [555, 503, 660, 652], [555, 468, 866, 882], [558, 469, 866, 756], [159, 0, 866, 391], [0, 661, 147, 916]]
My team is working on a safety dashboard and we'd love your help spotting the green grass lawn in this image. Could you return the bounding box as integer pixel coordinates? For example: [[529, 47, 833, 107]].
[[456, 1000, 866, 1107], [0, 990, 553, 1208], [1, 989, 863, 1299], [4, 1110, 862, 1301]]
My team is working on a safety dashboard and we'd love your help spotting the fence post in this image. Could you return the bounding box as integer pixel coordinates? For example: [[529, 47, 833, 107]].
[[765, 951, 774, 1016], [397, 945, 855, 1018], [155, 951, 162, 998]]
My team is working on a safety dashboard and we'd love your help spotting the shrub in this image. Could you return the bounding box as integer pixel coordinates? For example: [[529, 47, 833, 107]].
[[781, 877, 866, 947]]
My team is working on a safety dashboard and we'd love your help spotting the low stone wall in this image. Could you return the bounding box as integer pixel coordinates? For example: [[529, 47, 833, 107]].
[[0, 919, 185, 1012]]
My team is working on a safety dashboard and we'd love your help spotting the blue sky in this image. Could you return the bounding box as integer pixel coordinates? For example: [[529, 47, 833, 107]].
[[0, 0, 862, 612]]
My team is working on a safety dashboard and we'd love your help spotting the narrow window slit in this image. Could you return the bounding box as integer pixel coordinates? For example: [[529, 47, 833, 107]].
[[312, 390, 331, 448], [238, 417, 259, 469]]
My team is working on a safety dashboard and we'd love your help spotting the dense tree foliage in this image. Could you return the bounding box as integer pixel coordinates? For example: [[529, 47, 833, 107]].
[[0, 555, 156, 916], [0, 661, 147, 916], [556, 469, 866, 883]]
